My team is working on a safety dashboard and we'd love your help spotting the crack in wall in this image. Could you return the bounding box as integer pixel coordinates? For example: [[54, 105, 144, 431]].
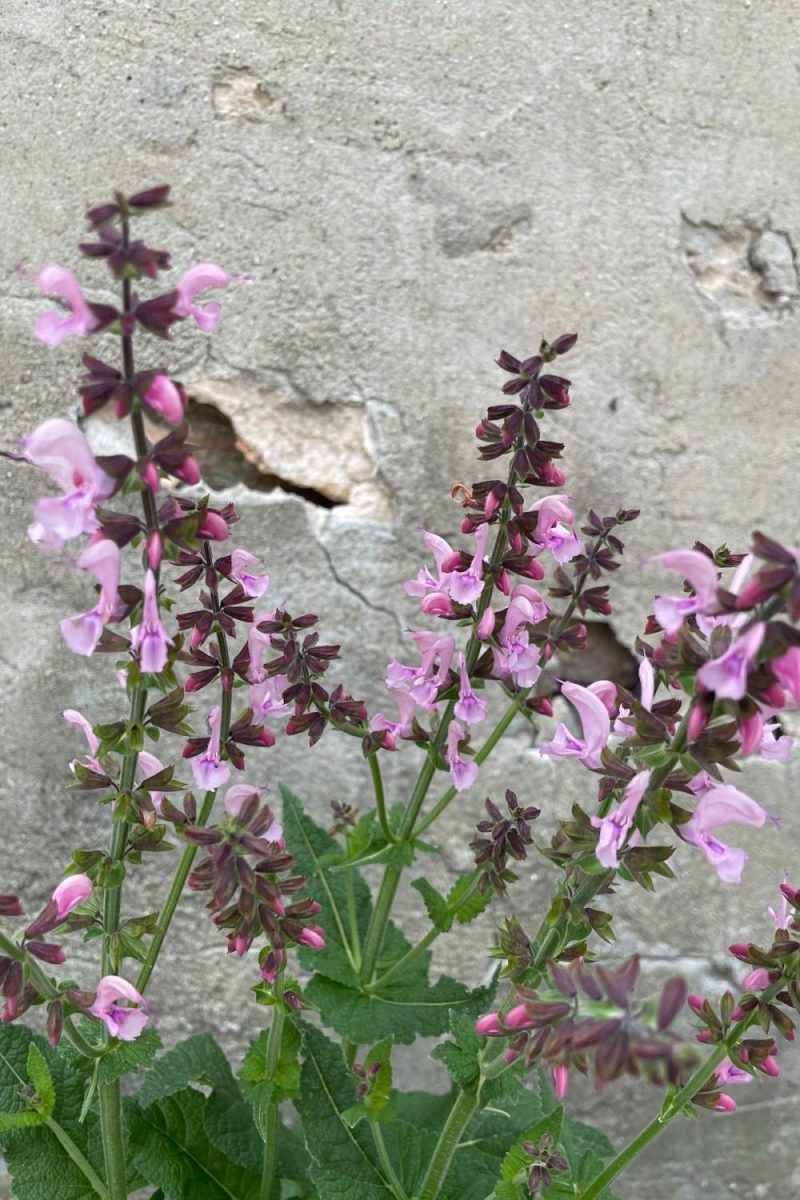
[[318, 540, 403, 637]]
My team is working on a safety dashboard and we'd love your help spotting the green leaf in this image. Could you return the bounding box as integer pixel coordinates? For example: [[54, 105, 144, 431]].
[[280, 784, 370, 986], [296, 1023, 395, 1199], [447, 872, 493, 925], [431, 1010, 483, 1089], [26, 1044, 55, 1117], [138, 1033, 235, 1108], [307, 972, 492, 1044], [411, 878, 451, 932], [0, 1025, 105, 1200], [239, 1022, 301, 1111], [129, 1087, 261, 1200]]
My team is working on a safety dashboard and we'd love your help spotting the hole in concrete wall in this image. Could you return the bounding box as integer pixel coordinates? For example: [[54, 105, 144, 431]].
[[184, 398, 339, 508], [553, 621, 639, 690], [681, 214, 798, 326], [189, 376, 393, 523]]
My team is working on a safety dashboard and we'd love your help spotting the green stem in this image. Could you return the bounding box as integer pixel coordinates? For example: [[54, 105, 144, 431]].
[[371, 1122, 408, 1200], [369, 753, 396, 844], [45, 1115, 109, 1199], [579, 981, 785, 1200], [345, 867, 362, 972], [413, 696, 526, 838], [97, 1078, 127, 1200], [416, 1088, 478, 1200], [135, 788, 216, 994], [259, 977, 287, 1200], [370, 875, 480, 992]]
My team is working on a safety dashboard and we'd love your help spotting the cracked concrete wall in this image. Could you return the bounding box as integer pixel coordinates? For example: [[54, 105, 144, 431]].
[[2, 2, 800, 1195]]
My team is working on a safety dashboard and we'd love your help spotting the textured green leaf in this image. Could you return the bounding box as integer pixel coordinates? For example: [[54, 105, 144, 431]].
[[307, 972, 492, 1044], [138, 1033, 235, 1108], [129, 1087, 261, 1200], [239, 1022, 301, 1112], [26, 1044, 55, 1117], [431, 1009, 484, 1089], [0, 1025, 105, 1200], [280, 784, 370, 986], [98, 1026, 161, 1085], [363, 1037, 393, 1119], [296, 1023, 395, 1199], [411, 878, 452, 931], [447, 872, 493, 925]]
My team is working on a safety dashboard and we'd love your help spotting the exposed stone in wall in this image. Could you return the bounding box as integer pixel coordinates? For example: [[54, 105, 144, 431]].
[[189, 375, 393, 523], [681, 213, 799, 326]]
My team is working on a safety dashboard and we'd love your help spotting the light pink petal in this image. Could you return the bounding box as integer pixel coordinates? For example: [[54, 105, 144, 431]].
[[561, 681, 611, 767], [63, 709, 100, 755], [61, 610, 104, 656], [652, 549, 719, 602], [51, 874, 93, 918]]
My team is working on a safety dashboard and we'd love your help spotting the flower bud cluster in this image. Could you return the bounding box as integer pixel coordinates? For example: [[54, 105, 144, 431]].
[[471, 789, 540, 893], [187, 785, 324, 983], [476, 955, 693, 1089]]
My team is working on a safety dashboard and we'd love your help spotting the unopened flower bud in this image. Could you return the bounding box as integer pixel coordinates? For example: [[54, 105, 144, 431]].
[[198, 511, 229, 541]]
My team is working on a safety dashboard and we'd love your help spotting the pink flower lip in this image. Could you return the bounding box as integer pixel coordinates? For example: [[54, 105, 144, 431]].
[[51, 874, 93, 919]]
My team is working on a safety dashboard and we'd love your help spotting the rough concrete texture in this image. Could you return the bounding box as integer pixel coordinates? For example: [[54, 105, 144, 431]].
[[2, 2, 800, 1196]]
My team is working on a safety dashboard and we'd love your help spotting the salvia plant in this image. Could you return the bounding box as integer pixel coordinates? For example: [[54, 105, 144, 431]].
[[1, 186, 798, 1200]]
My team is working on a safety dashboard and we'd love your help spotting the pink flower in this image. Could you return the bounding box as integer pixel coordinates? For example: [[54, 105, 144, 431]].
[[191, 705, 230, 791], [650, 549, 719, 635], [454, 653, 487, 725], [404, 531, 456, 599], [370, 687, 417, 747], [614, 657, 655, 737], [590, 770, 652, 868], [63, 708, 100, 767], [446, 720, 479, 792], [531, 494, 582, 564], [144, 374, 184, 423], [449, 524, 489, 605], [539, 681, 611, 770], [773, 647, 800, 707], [34, 266, 99, 346], [22, 418, 114, 549], [51, 874, 93, 919], [681, 784, 767, 883], [131, 570, 173, 673], [249, 675, 293, 721], [490, 585, 547, 688], [89, 975, 148, 1042], [61, 539, 121, 656], [758, 720, 794, 763], [230, 550, 270, 598], [697, 623, 765, 701], [552, 1065, 569, 1100], [386, 632, 455, 711], [173, 263, 230, 333]]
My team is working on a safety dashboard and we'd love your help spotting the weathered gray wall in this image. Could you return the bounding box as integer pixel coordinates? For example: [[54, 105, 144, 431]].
[[2, 2, 800, 1196]]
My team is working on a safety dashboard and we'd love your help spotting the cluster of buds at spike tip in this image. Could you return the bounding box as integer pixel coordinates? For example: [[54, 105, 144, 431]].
[[516, 1132, 569, 1195], [255, 609, 368, 748], [471, 790, 540, 893], [186, 785, 324, 984], [475, 956, 695, 1089], [547, 507, 640, 619]]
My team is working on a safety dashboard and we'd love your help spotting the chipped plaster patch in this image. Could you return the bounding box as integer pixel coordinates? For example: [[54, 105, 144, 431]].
[[212, 72, 276, 120], [681, 213, 798, 326]]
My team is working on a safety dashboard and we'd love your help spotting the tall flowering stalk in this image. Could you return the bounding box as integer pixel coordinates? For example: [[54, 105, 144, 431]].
[[1, 187, 799, 1200]]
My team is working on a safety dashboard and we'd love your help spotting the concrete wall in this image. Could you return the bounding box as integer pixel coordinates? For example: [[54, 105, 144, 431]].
[[2, 2, 800, 1195]]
